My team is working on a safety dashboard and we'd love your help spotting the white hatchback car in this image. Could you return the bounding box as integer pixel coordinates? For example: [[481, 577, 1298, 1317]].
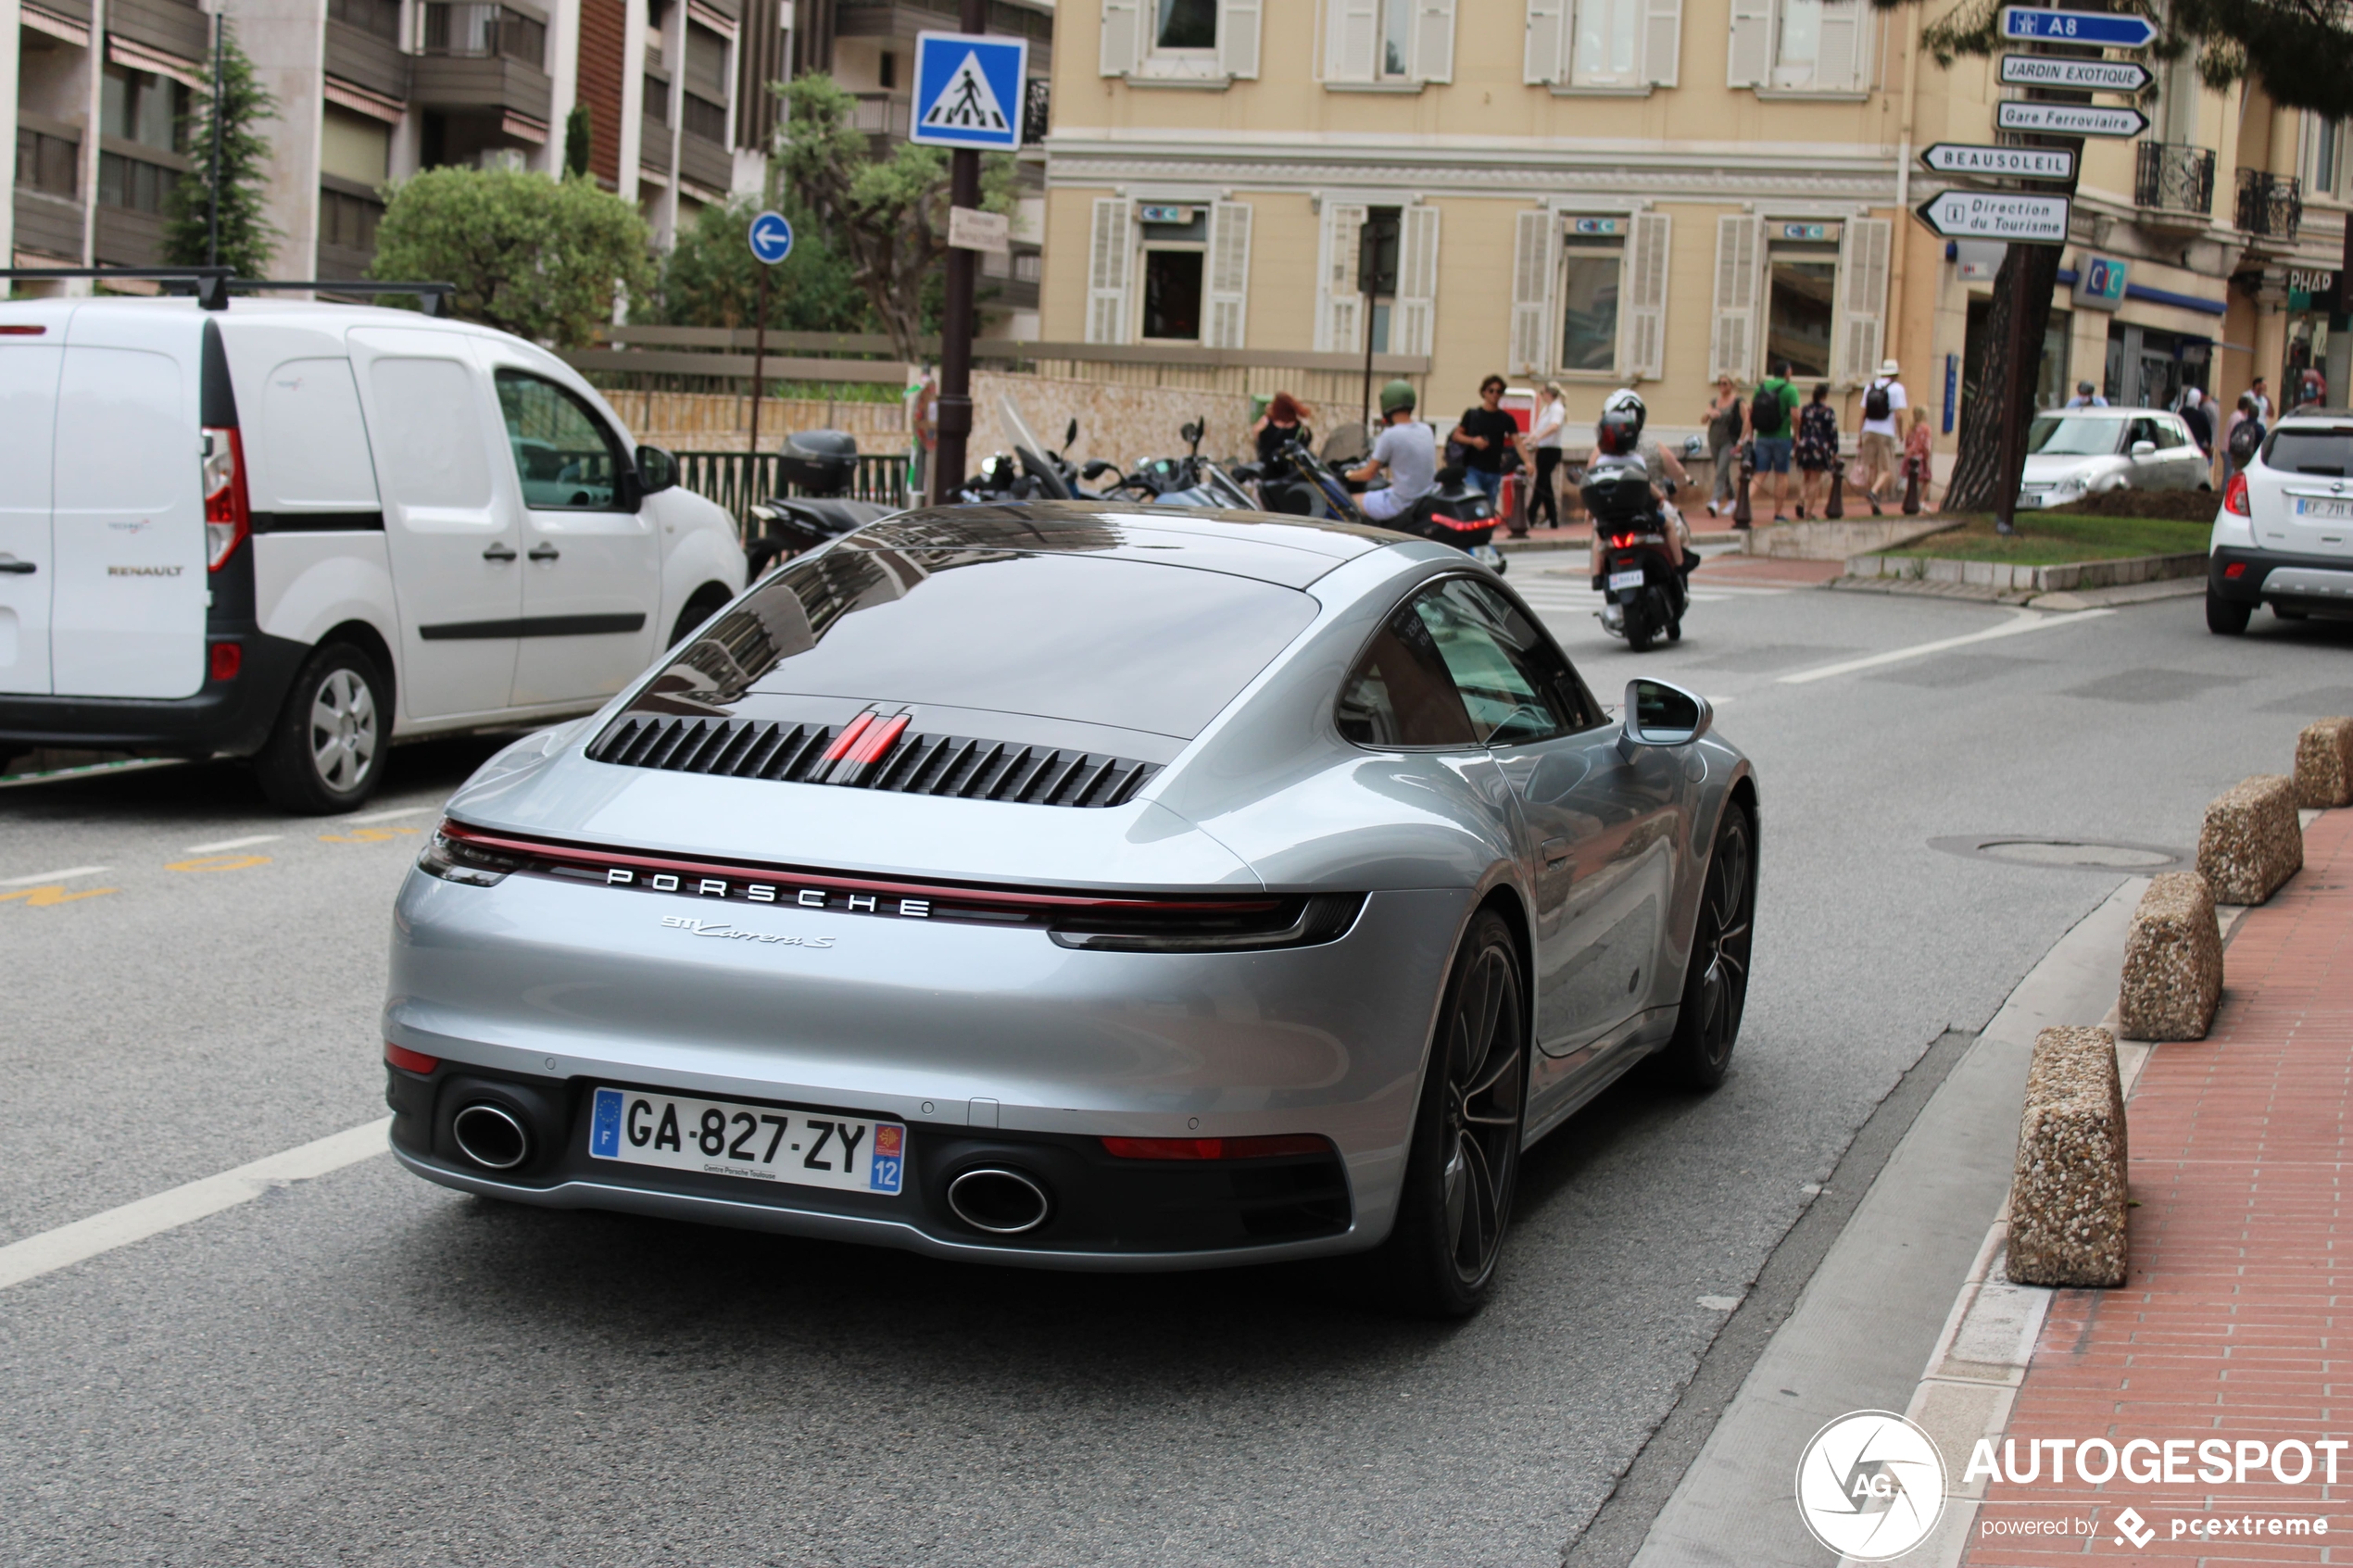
[[2208, 408, 2353, 633], [0, 295, 745, 809]]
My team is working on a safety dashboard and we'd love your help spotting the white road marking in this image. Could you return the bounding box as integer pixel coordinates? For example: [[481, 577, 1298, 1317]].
[[1777, 608, 2115, 684], [345, 806, 434, 824], [2, 865, 110, 886], [0, 1118, 391, 1292], [182, 834, 283, 854]]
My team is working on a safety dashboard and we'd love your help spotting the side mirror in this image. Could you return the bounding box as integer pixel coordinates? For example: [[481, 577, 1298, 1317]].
[[1080, 458, 1117, 480], [2130, 439, 2157, 458], [1063, 418, 1079, 449], [635, 445, 678, 495], [1619, 678, 1711, 756]]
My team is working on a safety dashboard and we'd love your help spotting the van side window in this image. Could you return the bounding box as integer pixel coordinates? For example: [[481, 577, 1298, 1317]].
[[495, 370, 624, 510]]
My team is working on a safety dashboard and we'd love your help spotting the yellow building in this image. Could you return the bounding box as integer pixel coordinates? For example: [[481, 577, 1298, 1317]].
[[1038, 0, 2347, 453]]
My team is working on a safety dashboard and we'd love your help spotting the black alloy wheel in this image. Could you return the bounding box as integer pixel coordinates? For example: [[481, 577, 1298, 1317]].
[[2207, 591, 2252, 634], [1657, 804, 1755, 1090], [1373, 909, 1528, 1318]]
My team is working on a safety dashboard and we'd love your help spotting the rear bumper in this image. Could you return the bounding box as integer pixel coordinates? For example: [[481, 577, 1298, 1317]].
[[0, 631, 307, 757], [2208, 546, 2353, 610]]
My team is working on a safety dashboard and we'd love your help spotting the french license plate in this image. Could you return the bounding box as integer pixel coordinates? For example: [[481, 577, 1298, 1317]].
[[2296, 496, 2353, 521], [587, 1086, 905, 1195], [1608, 569, 1646, 591]]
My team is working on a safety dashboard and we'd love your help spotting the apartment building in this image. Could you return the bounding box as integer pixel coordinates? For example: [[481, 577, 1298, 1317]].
[[1039, 0, 2345, 445]]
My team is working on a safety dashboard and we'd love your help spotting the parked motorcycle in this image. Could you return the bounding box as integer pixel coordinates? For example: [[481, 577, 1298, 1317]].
[[744, 429, 899, 577], [951, 398, 1124, 504], [1584, 454, 1691, 652], [1239, 433, 1507, 572]]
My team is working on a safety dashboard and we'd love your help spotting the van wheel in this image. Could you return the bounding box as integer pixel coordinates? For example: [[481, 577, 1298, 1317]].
[[669, 584, 734, 648], [255, 643, 388, 814]]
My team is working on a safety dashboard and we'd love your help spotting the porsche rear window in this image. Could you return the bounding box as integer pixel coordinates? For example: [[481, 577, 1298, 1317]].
[[653, 546, 1318, 738], [2263, 428, 2353, 476]]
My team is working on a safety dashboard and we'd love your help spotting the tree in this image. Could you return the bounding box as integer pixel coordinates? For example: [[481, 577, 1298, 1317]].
[[641, 197, 871, 332], [162, 24, 280, 277], [564, 106, 593, 180], [774, 73, 1018, 361], [369, 167, 656, 348]]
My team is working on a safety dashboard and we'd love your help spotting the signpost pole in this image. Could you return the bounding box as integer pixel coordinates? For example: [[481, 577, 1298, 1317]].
[[750, 265, 768, 461], [1993, 0, 2085, 533], [931, 0, 988, 507]]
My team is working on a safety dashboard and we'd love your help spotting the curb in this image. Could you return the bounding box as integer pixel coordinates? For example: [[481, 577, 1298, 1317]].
[[1825, 574, 2204, 611], [1843, 549, 2208, 596]]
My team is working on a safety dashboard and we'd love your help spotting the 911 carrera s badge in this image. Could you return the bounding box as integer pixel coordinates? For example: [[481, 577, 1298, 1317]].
[[660, 914, 836, 947]]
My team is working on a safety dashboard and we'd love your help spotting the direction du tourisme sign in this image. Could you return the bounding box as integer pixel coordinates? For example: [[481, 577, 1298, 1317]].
[[1915, 191, 2071, 245], [911, 31, 1029, 151]]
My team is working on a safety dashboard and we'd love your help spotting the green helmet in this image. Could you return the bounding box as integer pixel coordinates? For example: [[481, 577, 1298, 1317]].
[[1378, 379, 1417, 416]]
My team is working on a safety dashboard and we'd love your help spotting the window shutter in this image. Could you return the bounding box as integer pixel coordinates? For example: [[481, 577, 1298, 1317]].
[[1524, 0, 1566, 83], [1726, 0, 1771, 87], [1707, 214, 1759, 380], [1620, 211, 1671, 380], [1415, 0, 1457, 82], [1812, 0, 1863, 91], [1206, 201, 1254, 348], [1101, 0, 1139, 75], [1831, 216, 1891, 385], [1392, 206, 1441, 357], [1641, 0, 1681, 86], [1086, 197, 1133, 345], [1327, 0, 1378, 82], [1316, 202, 1368, 352], [1220, 0, 1262, 79], [1509, 208, 1555, 376]]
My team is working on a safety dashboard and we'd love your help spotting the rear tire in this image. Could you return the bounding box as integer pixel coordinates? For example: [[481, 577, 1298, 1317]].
[[1626, 610, 1655, 652], [2206, 591, 2252, 635], [1655, 804, 1755, 1091], [254, 642, 389, 815], [1367, 909, 1528, 1319]]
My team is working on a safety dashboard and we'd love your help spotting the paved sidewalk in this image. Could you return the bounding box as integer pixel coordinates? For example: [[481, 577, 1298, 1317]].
[[1961, 808, 2353, 1562]]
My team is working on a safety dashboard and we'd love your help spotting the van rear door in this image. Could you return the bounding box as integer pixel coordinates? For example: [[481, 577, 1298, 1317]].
[[51, 307, 208, 697], [0, 306, 69, 695]]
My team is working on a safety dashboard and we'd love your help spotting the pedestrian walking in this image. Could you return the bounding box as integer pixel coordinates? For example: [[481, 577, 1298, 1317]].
[[1856, 358, 1906, 513], [1902, 406, 1934, 511], [2180, 386, 2213, 460], [1748, 358, 1801, 523], [1703, 374, 1745, 517], [910, 366, 939, 501], [2226, 393, 2267, 477], [2064, 380, 2108, 408], [2249, 375, 2273, 421], [1519, 382, 1566, 530], [1453, 373, 1516, 504], [1795, 382, 1837, 519], [1252, 392, 1313, 463]]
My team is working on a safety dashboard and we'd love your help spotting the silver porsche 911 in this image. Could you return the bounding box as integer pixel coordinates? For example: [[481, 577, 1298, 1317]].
[[383, 504, 1757, 1316]]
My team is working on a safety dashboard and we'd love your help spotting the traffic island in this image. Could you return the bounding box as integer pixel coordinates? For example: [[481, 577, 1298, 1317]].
[[1833, 509, 2212, 605], [2296, 716, 2353, 808], [2005, 1025, 2129, 1289], [2198, 774, 2305, 905], [2117, 872, 2223, 1041]]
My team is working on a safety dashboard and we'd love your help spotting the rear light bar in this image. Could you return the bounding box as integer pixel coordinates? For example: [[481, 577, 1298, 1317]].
[[415, 820, 1364, 951], [201, 426, 250, 570], [1101, 1134, 1333, 1160], [385, 1042, 440, 1073], [2223, 472, 2250, 517]]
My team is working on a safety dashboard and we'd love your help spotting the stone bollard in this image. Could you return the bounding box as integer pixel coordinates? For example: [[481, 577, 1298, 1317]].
[[2197, 775, 2304, 906], [2007, 1026, 2129, 1288], [2296, 717, 2353, 809], [2117, 872, 2223, 1041]]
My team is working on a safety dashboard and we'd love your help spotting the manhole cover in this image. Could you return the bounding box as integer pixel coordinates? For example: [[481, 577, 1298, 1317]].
[[1928, 835, 2192, 872]]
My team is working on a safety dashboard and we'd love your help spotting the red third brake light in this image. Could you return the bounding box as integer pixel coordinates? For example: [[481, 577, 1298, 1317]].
[[201, 426, 251, 570], [821, 711, 875, 762], [1101, 1134, 1332, 1160], [843, 712, 908, 766], [2223, 472, 2250, 517]]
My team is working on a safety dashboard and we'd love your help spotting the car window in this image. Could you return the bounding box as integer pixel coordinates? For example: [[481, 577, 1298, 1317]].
[[1337, 598, 1478, 748], [2028, 415, 2122, 456], [496, 370, 623, 509], [2125, 418, 2159, 449], [2264, 427, 2353, 475], [1414, 578, 1595, 746], [2159, 416, 2193, 448]]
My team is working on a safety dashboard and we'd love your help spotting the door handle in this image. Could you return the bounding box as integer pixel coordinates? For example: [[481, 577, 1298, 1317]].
[[528, 544, 561, 561], [482, 542, 518, 561], [0, 555, 33, 575], [1541, 837, 1573, 865]]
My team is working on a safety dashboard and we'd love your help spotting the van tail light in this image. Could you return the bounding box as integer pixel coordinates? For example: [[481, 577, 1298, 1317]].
[[2223, 472, 2250, 517], [202, 426, 250, 570]]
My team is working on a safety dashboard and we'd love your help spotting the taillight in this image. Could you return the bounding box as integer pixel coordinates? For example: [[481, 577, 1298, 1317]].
[[1049, 892, 1364, 952], [417, 822, 526, 886], [2222, 472, 2250, 517], [2223, 561, 2246, 579], [385, 1042, 440, 1073], [202, 426, 250, 570], [1101, 1134, 1332, 1160], [208, 641, 242, 682]]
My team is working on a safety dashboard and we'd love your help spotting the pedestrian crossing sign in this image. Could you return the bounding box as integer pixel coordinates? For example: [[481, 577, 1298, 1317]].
[[911, 31, 1027, 151]]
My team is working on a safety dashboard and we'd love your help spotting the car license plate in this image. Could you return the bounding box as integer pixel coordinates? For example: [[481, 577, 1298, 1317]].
[[2296, 496, 2353, 521], [1608, 569, 1646, 591], [587, 1086, 905, 1195]]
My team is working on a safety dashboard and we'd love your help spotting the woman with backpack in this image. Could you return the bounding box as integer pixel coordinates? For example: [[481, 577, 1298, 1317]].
[[1795, 383, 1838, 519], [1748, 359, 1802, 523], [2226, 393, 2266, 478]]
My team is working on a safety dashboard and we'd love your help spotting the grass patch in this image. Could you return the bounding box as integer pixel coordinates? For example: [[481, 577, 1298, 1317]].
[[1901, 512, 2211, 565]]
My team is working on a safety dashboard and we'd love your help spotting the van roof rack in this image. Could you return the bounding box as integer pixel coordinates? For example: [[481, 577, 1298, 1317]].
[[0, 267, 455, 315]]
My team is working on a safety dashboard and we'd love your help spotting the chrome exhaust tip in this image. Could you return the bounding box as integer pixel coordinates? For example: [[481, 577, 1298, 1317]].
[[451, 1102, 531, 1171], [945, 1166, 1052, 1236]]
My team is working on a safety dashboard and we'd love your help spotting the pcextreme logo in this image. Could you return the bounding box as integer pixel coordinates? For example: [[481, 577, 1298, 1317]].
[[1795, 1411, 1946, 1560]]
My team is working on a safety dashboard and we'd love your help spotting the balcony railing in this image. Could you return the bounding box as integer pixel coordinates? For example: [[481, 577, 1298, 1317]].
[[419, 3, 546, 68], [16, 125, 79, 199], [681, 92, 726, 144], [2134, 142, 2214, 217], [329, 0, 402, 44], [2237, 168, 2303, 240], [851, 92, 909, 138]]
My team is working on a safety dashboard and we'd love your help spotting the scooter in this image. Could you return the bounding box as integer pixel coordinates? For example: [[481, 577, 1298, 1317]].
[[1107, 419, 1259, 510], [1584, 455, 1692, 652], [1240, 434, 1507, 572], [744, 428, 900, 577], [950, 397, 1120, 505]]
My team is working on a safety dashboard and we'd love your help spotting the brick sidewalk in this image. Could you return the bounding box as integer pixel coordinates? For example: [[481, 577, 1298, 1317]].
[[1962, 808, 2353, 1562]]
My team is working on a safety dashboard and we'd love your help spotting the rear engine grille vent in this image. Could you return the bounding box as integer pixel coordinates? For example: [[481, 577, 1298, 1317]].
[[585, 715, 1161, 809]]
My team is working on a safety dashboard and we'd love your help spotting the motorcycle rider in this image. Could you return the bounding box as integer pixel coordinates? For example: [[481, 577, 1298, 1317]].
[[1347, 379, 1438, 522], [1587, 388, 1692, 578]]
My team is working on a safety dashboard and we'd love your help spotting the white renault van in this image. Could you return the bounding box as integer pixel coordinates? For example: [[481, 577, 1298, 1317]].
[[0, 295, 746, 811]]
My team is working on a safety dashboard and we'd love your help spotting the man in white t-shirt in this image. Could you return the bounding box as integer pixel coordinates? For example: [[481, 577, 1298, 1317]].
[[1856, 358, 1907, 514]]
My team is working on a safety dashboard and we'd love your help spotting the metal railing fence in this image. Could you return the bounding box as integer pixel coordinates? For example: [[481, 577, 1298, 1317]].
[[672, 449, 911, 530]]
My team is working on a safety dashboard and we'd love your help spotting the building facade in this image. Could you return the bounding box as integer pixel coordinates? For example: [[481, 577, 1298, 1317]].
[[1039, 0, 2344, 451]]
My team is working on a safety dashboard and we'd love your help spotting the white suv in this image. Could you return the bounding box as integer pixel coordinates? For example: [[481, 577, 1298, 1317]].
[[0, 295, 745, 809], [2208, 408, 2353, 633]]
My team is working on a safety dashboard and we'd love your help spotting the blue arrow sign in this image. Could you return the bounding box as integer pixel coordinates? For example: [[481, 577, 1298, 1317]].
[[1998, 6, 2158, 48], [748, 210, 794, 265], [911, 30, 1028, 152], [748, 210, 794, 266]]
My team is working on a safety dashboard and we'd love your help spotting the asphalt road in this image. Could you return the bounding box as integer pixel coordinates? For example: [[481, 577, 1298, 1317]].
[[4, 571, 2347, 1566]]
